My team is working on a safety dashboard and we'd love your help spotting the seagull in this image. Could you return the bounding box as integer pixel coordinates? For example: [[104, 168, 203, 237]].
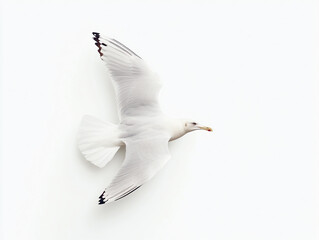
[[78, 32, 213, 204]]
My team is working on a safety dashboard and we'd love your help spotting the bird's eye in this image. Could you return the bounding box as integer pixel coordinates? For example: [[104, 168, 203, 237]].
[[192, 122, 196, 125]]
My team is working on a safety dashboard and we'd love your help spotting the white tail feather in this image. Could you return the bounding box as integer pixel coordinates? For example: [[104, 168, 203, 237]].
[[78, 115, 121, 168]]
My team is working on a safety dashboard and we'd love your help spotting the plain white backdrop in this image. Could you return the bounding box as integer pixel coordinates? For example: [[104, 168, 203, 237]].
[[1, 0, 318, 239]]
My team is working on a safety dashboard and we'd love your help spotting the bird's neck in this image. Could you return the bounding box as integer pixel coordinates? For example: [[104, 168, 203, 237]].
[[167, 118, 187, 142]]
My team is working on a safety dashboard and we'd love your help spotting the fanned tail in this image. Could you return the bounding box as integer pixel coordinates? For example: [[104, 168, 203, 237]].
[[77, 115, 121, 168]]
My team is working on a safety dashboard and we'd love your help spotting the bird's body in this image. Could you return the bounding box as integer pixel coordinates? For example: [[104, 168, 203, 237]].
[[120, 116, 186, 142], [78, 32, 212, 204]]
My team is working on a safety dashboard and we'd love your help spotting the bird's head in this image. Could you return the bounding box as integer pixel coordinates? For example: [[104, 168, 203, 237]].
[[184, 121, 213, 133]]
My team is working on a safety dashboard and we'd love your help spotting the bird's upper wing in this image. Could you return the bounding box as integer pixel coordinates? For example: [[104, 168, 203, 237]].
[[99, 133, 170, 204], [92, 32, 162, 121]]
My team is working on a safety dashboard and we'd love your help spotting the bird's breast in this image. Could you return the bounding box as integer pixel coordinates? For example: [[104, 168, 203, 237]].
[[169, 130, 186, 141]]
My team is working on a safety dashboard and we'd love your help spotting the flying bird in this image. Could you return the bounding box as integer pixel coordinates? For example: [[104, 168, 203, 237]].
[[78, 32, 213, 204]]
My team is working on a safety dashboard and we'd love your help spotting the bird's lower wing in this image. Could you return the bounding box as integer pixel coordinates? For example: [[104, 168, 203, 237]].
[[99, 134, 170, 204]]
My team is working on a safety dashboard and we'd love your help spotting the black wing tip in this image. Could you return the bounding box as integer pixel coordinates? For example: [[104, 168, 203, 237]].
[[98, 190, 107, 205], [91, 32, 142, 59], [92, 32, 100, 37], [98, 186, 142, 204], [99, 190, 105, 198], [92, 33, 104, 57]]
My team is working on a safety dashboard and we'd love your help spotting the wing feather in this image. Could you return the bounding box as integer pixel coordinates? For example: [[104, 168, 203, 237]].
[[92, 32, 162, 120], [98, 134, 170, 204]]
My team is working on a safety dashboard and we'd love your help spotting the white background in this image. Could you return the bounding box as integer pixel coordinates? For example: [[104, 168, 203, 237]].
[[1, 0, 318, 239]]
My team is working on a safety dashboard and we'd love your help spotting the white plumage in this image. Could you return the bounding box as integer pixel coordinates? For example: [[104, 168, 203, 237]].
[[78, 32, 212, 204]]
